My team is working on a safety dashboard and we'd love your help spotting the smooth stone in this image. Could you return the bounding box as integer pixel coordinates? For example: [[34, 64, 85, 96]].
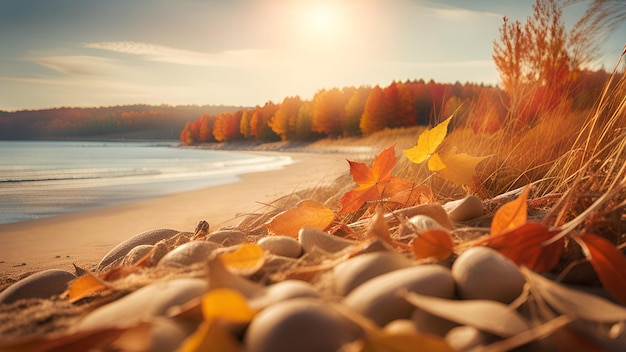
[[384, 319, 419, 335], [395, 204, 454, 230], [411, 307, 458, 336], [245, 298, 360, 352], [149, 317, 193, 352], [97, 228, 180, 270], [333, 252, 413, 296], [122, 245, 154, 266], [157, 241, 221, 268], [249, 280, 321, 310], [443, 196, 484, 222], [399, 215, 448, 237], [0, 269, 76, 305], [445, 326, 489, 351], [77, 278, 207, 330], [452, 247, 525, 303], [257, 236, 302, 258], [343, 265, 455, 327], [298, 228, 356, 253], [205, 230, 247, 246]]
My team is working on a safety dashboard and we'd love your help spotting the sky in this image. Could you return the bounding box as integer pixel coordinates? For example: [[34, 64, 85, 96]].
[[0, 0, 623, 111]]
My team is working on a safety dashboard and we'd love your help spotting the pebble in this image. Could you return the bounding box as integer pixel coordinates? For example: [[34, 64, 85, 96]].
[[298, 228, 356, 253], [121, 245, 154, 266], [245, 298, 360, 352], [77, 278, 207, 330], [149, 317, 194, 352], [452, 246, 525, 303], [445, 325, 489, 351], [333, 251, 412, 296], [205, 229, 247, 246], [249, 280, 321, 310], [257, 236, 302, 258], [395, 203, 454, 230], [0, 269, 76, 305], [97, 228, 181, 271], [343, 264, 455, 326], [443, 195, 484, 222], [383, 319, 419, 335], [157, 241, 221, 268]]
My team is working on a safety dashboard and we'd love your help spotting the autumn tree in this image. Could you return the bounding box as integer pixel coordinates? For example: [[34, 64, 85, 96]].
[[249, 102, 280, 141], [213, 111, 241, 142], [360, 85, 390, 135], [295, 100, 318, 140], [240, 110, 252, 139], [343, 86, 371, 137], [179, 122, 194, 145], [269, 96, 303, 141], [312, 88, 349, 138]]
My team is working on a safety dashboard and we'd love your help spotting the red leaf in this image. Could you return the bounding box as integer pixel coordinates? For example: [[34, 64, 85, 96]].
[[575, 233, 626, 305], [480, 223, 564, 272], [339, 145, 398, 214]]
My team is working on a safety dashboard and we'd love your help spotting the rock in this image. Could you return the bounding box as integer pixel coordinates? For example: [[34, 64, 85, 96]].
[[97, 228, 180, 270], [121, 245, 154, 266], [411, 307, 458, 336], [249, 280, 321, 310], [333, 252, 412, 296], [157, 241, 221, 268], [445, 326, 489, 351], [384, 319, 419, 335], [257, 236, 302, 258], [399, 215, 448, 238], [0, 269, 75, 305], [245, 298, 360, 352], [443, 196, 483, 222], [343, 265, 455, 326], [452, 247, 525, 303], [148, 317, 194, 352], [298, 228, 355, 253], [78, 278, 207, 330], [206, 230, 247, 246], [395, 204, 454, 230]]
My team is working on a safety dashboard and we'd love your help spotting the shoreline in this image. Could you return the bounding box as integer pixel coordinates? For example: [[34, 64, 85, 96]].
[[0, 150, 353, 287]]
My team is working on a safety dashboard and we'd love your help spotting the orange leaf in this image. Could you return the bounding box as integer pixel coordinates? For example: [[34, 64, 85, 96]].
[[410, 229, 454, 261], [67, 272, 110, 303], [491, 186, 530, 236], [339, 144, 399, 214], [264, 200, 335, 238], [575, 233, 626, 305], [218, 244, 265, 277], [179, 321, 242, 352], [480, 223, 564, 272]]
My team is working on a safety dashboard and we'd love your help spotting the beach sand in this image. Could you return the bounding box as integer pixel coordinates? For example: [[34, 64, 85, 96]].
[[0, 151, 351, 286]]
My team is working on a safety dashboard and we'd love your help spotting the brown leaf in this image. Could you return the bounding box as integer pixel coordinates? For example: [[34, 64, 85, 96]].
[[491, 185, 530, 236], [264, 200, 334, 238], [410, 229, 454, 261], [574, 233, 626, 305], [480, 223, 564, 272], [66, 272, 110, 303]]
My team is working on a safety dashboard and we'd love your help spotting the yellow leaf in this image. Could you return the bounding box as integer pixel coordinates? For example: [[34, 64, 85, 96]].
[[67, 272, 110, 303], [490, 186, 530, 236], [427, 153, 447, 171], [218, 243, 265, 277], [403, 116, 451, 164], [179, 321, 242, 352], [436, 149, 488, 186], [265, 200, 335, 237], [202, 288, 256, 322], [362, 331, 455, 352]]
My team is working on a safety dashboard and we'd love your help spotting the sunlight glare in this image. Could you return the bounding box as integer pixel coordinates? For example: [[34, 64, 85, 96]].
[[307, 4, 338, 37]]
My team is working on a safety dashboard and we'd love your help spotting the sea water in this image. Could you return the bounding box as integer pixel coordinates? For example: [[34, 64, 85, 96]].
[[0, 141, 292, 224]]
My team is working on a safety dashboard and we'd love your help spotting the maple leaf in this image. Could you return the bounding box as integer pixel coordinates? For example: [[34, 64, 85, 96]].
[[574, 233, 626, 305], [339, 144, 410, 215]]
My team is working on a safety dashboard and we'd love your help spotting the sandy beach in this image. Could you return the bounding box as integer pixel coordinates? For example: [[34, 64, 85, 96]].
[[0, 151, 352, 286]]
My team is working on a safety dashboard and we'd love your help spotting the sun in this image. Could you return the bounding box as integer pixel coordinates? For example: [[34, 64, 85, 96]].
[[306, 4, 339, 37]]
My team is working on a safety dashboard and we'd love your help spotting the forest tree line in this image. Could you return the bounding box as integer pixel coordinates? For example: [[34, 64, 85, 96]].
[[0, 104, 242, 140]]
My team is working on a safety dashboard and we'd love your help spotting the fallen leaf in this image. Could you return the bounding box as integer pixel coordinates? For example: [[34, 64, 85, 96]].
[[385, 183, 434, 210], [403, 116, 451, 165], [66, 272, 110, 303], [218, 243, 265, 277], [339, 144, 403, 214], [574, 233, 626, 306], [480, 223, 564, 272], [435, 149, 489, 186], [410, 229, 454, 261], [201, 288, 256, 322], [521, 267, 626, 322], [491, 186, 530, 236], [361, 331, 455, 352], [179, 321, 242, 352], [264, 200, 335, 238], [403, 292, 530, 337]]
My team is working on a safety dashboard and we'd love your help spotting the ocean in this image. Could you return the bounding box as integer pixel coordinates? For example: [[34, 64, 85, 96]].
[[0, 141, 292, 224]]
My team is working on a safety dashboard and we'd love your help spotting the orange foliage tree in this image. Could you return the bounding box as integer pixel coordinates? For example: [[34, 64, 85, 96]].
[[269, 96, 303, 141], [312, 88, 350, 138]]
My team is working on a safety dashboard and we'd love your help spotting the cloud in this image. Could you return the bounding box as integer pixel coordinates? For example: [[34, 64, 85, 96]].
[[83, 41, 266, 67], [31, 55, 127, 77]]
